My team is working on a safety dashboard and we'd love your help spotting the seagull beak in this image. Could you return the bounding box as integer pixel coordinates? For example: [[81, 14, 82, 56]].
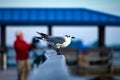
[[72, 37, 75, 39]]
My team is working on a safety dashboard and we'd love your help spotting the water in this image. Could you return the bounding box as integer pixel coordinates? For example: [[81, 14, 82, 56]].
[[113, 51, 120, 64]]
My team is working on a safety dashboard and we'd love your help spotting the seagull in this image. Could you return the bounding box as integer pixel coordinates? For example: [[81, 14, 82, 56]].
[[35, 32, 75, 49]]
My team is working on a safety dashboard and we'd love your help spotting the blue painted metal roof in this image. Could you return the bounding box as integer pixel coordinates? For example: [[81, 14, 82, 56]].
[[0, 8, 120, 25]]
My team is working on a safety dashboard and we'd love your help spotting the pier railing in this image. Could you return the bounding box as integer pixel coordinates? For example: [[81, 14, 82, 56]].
[[61, 48, 120, 76], [0, 47, 120, 76]]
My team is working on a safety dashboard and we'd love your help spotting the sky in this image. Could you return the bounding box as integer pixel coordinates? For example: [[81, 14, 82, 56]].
[[0, 0, 120, 46], [0, 0, 120, 16]]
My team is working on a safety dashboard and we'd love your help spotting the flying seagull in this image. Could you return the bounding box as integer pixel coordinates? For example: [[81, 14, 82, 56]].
[[35, 32, 75, 49]]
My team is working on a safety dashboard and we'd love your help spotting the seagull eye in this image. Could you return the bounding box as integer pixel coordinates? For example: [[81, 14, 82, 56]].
[[65, 35, 68, 37]]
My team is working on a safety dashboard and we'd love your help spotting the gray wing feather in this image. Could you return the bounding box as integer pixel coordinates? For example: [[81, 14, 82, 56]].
[[46, 37, 65, 44]]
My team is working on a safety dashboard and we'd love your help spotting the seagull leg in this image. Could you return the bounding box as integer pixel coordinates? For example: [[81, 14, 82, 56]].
[[56, 48, 61, 55]]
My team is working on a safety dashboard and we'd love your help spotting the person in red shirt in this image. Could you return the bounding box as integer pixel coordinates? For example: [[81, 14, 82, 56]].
[[14, 31, 32, 80]]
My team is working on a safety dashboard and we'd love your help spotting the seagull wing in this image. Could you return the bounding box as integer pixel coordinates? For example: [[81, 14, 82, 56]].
[[46, 37, 65, 44]]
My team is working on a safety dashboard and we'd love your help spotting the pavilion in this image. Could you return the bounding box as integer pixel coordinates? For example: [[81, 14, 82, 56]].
[[0, 8, 120, 69]]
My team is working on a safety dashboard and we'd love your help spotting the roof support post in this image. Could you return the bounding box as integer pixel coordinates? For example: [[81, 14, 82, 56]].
[[98, 25, 109, 68], [98, 25, 105, 48], [48, 25, 52, 36], [0, 25, 7, 70]]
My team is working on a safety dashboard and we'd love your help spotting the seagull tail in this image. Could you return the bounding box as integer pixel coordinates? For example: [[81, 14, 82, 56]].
[[34, 36, 43, 40], [37, 32, 48, 38]]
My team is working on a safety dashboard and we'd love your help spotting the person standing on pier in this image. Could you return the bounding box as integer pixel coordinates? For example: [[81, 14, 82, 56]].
[[14, 31, 32, 80]]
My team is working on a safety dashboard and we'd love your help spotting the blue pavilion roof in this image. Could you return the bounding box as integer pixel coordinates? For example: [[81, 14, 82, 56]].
[[0, 8, 120, 26]]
